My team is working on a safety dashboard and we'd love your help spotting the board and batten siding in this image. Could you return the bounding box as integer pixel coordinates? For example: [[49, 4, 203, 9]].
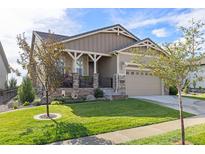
[[97, 55, 117, 77], [64, 32, 136, 53]]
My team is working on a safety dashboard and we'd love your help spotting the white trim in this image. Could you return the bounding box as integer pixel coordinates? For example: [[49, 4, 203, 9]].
[[61, 25, 138, 43], [113, 39, 166, 55], [124, 62, 142, 66], [118, 51, 158, 58], [116, 53, 119, 74], [64, 49, 111, 57], [125, 67, 151, 71]]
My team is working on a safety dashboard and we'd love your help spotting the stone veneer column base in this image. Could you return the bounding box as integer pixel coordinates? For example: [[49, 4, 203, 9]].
[[118, 74, 126, 95], [72, 73, 79, 98], [93, 73, 99, 89], [113, 74, 126, 95]]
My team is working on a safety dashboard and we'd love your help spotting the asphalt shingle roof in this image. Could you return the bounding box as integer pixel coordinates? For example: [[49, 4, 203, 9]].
[[34, 31, 70, 41], [34, 24, 140, 42]]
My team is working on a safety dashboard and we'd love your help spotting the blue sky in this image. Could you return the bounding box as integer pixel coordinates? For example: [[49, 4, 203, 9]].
[[63, 8, 197, 44], [0, 8, 204, 83]]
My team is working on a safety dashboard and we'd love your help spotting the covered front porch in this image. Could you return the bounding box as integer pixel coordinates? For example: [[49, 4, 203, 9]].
[[60, 49, 114, 89]]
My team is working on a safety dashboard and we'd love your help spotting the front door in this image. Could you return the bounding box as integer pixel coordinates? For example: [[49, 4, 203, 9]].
[[89, 61, 94, 76]]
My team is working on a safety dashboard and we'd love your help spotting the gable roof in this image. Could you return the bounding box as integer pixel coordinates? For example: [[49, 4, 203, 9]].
[[113, 38, 166, 55], [0, 42, 10, 73], [34, 24, 140, 43]]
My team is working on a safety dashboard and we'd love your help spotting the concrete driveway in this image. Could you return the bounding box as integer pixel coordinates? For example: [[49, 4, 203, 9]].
[[131, 95, 205, 115]]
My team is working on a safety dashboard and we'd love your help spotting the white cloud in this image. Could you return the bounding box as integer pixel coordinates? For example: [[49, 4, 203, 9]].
[[152, 28, 168, 37], [108, 9, 205, 30], [0, 8, 82, 84]]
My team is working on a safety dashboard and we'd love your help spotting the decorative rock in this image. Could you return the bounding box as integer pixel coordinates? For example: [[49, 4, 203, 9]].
[[86, 95, 96, 101]]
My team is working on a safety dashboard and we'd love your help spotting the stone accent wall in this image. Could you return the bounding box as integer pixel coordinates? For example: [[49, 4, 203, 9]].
[[54, 88, 94, 97], [118, 74, 126, 95], [72, 73, 79, 89], [112, 74, 126, 95], [72, 73, 79, 98], [93, 73, 99, 89]]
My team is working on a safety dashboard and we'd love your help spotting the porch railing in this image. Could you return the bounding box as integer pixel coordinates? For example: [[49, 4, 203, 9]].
[[99, 76, 113, 88], [60, 74, 73, 88], [0, 88, 17, 104], [79, 76, 93, 88]]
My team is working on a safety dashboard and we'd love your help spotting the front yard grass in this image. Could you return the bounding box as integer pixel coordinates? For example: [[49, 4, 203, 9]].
[[125, 123, 205, 145], [0, 98, 192, 145]]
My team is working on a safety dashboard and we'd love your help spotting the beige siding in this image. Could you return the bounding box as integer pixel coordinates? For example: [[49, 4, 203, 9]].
[[0, 55, 8, 89], [97, 55, 117, 77], [64, 32, 136, 53], [118, 50, 156, 74], [119, 47, 163, 96]]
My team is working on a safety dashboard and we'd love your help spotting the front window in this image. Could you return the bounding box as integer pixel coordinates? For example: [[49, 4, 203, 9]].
[[56, 59, 65, 75], [76, 57, 83, 76]]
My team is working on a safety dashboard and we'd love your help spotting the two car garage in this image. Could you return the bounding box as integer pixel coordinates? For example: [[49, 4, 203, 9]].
[[125, 70, 163, 96]]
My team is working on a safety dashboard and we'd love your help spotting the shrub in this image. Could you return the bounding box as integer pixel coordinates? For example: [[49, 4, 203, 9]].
[[23, 101, 30, 106], [169, 86, 178, 95], [94, 88, 104, 98], [13, 101, 19, 109], [51, 101, 62, 105], [18, 77, 35, 103]]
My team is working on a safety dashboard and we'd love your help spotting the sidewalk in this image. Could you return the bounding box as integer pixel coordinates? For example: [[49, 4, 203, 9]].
[[51, 114, 205, 145]]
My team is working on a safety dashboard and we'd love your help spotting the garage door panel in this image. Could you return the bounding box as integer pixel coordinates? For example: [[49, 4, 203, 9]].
[[126, 70, 161, 96]]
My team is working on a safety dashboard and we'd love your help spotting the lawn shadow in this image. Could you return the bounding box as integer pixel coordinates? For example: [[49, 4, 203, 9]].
[[20, 119, 91, 145]]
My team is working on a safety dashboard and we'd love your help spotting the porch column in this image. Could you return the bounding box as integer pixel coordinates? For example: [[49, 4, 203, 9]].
[[113, 74, 126, 94], [66, 51, 83, 73], [72, 73, 79, 99], [87, 54, 102, 89]]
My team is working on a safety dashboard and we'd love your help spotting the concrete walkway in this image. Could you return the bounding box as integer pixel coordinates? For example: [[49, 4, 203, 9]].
[[51, 114, 205, 145], [131, 95, 205, 115]]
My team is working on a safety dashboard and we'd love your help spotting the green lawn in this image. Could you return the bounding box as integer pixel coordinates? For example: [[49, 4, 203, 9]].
[[0, 99, 192, 145], [183, 93, 205, 101], [125, 123, 205, 145]]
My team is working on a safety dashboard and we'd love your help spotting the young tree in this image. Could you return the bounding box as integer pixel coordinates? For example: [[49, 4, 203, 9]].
[[17, 32, 64, 117], [18, 77, 35, 103], [133, 19, 205, 145]]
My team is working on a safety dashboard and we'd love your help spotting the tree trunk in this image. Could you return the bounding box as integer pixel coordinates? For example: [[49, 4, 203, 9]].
[[178, 87, 185, 145], [46, 89, 50, 117]]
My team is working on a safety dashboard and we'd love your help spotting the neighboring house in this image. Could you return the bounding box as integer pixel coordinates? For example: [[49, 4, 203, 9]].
[[0, 42, 10, 90], [31, 24, 166, 97], [188, 58, 205, 89]]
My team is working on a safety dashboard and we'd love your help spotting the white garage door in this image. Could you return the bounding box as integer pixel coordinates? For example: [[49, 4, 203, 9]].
[[126, 70, 162, 96]]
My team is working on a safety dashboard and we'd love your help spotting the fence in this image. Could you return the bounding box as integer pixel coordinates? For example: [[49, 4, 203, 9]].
[[79, 76, 93, 88], [0, 88, 17, 104], [99, 76, 113, 88], [60, 75, 73, 88]]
